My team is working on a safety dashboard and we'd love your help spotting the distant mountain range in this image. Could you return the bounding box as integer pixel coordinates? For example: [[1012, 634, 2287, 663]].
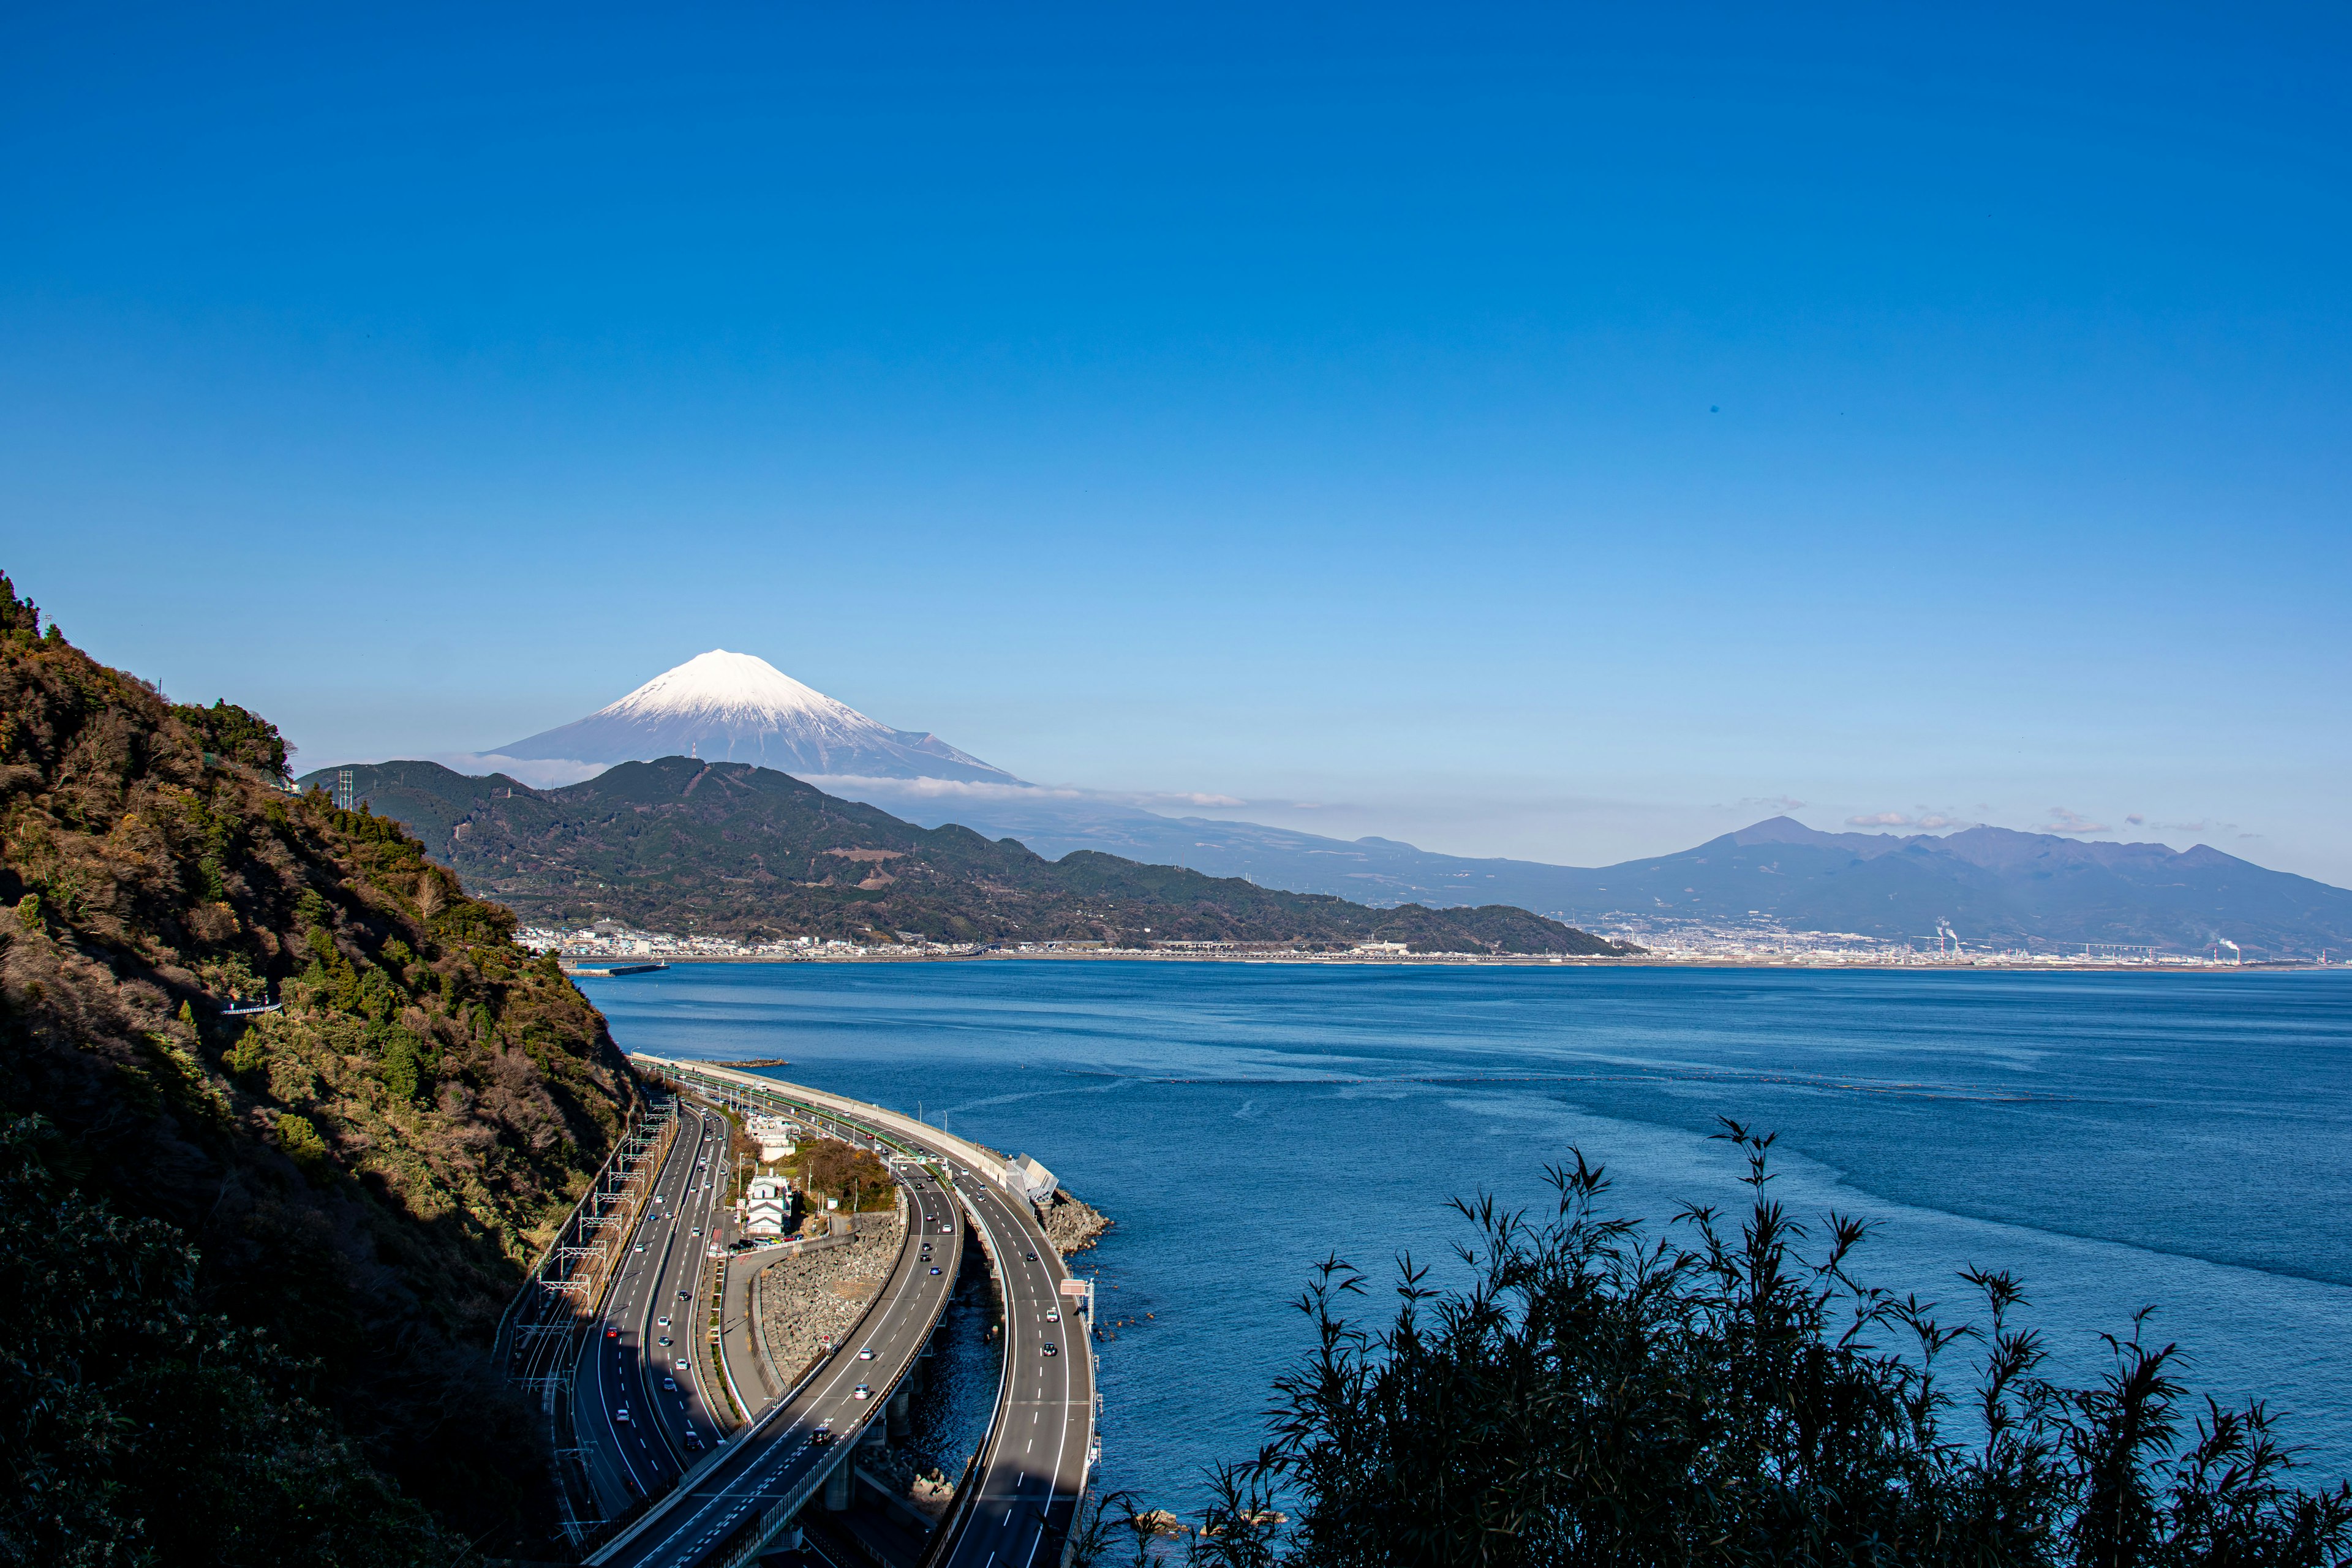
[[304, 757, 1632, 956], [427, 651, 2352, 959], [835, 794, 2352, 960]]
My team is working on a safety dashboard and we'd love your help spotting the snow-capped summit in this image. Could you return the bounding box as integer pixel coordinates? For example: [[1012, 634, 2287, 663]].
[[496, 650, 1016, 783]]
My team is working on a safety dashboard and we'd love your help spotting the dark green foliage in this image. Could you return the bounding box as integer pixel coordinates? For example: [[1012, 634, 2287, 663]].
[[170, 698, 293, 780], [1177, 1124, 2351, 1568], [308, 758, 1637, 955], [0, 574, 644, 1554], [0, 1114, 453, 1567], [380, 1029, 423, 1100], [0, 573, 36, 636]]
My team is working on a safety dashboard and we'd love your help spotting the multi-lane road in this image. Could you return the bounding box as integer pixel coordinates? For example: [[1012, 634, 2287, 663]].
[[579, 1058, 1098, 1568], [937, 1166, 1096, 1568], [575, 1102, 736, 1512], [588, 1098, 966, 1567]]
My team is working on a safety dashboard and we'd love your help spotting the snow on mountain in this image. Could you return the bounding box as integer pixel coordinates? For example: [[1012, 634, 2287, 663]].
[[493, 650, 1017, 783]]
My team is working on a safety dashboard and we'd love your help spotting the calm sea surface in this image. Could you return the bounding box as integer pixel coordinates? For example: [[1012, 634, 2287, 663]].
[[578, 962, 2352, 1506]]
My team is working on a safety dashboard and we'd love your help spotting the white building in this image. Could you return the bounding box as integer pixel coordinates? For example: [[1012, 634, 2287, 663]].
[[745, 1114, 798, 1164], [745, 1172, 792, 1238]]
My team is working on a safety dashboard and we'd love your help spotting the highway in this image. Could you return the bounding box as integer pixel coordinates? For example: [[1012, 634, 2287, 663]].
[[589, 1057, 1098, 1568], [932, 1159, 1096, 1568], [575, 1101, 736, 1513], [589, 1100, 964, 1568]]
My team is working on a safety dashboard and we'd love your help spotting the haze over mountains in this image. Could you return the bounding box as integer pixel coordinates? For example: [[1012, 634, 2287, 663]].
[[426, 651, 2352, 959]]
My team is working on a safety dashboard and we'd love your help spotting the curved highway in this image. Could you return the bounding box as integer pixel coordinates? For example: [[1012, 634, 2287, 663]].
[[589, 1092, 965, 1567], [591, 1057, 1098, 1568], [575, 1102, 735, 1512]]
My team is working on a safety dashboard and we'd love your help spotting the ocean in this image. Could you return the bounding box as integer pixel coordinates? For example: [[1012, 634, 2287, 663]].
[[576, 961, 2352, 1509]]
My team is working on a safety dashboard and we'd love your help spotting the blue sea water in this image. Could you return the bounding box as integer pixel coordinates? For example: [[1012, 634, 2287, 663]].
[[578, 962, 2352, 1509]]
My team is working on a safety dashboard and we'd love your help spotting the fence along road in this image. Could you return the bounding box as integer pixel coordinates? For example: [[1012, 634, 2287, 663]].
[[620, 1055, 1099, 1568]]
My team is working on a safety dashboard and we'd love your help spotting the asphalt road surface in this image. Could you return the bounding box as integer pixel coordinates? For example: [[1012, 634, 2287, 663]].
[[592, 1136, 962, 1568], [930, 1161, 1096, 1568], [574, 1104, 734, 1513]]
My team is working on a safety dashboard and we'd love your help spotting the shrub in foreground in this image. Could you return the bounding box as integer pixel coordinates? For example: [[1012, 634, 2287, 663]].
[[1092, 1121, 2351, 1568]]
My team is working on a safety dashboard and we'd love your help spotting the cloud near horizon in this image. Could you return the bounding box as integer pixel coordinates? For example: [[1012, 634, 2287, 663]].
[[1845, 810, 1972, 830], [2036, 806, 2111, 834]]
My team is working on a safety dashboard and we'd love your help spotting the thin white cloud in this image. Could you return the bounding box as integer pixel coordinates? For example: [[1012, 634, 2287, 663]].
[[434, 753, 609, 788], [2035, 806, 2110, 835], [1844, 809, 1973, 831]]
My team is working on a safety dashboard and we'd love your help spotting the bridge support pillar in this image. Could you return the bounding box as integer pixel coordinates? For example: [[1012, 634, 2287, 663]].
[[888, 1384, 912, 1438], [823, 1460, 852, 1512]]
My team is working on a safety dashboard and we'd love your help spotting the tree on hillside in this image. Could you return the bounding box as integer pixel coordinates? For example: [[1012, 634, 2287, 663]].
[[1139, 1122, 2351, 1568]]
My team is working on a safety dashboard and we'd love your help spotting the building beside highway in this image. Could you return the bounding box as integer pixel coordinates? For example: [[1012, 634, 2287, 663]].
[[745, 1171, 792, 1237], [745, 1114, 798, 1163]]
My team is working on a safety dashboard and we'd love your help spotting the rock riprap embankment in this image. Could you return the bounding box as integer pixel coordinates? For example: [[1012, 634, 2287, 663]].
[[755, 1210, 908, 1378], [1038, 1190, 1110, 1255]]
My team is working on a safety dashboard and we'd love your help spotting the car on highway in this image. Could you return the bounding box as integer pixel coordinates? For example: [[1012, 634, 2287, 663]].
[[930, 1266, 941, 1275], [1044, 1343, 1058, 1357], [657, 1336, 672, 1346], [683, 1431, 704, 1452], [853, 1384, 871, 1400], [1046, 1311, 1059, 1322], [858, 1347, 875, 1360], [633, 1242, 646, 1252], [616, 1406, 631, 1423], [811, 1426, 834, 1447], [663, 1377, 677, 1391], [658, 1315, 670, 1325], [606, 1327, 619, 1340], [1026, 1251, 1038, 1261], [677, 1289, 691, 1300]]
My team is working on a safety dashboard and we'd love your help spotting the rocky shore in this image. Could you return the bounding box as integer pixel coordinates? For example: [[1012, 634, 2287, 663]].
[[753, 1208, 907, 1379], [1038, 1189, 1111, 1255]]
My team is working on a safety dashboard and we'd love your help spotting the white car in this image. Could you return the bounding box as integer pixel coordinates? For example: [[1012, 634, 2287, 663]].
[[1046, 1312, 1059, 1322], [852, 1384, 871, 1401], [857, 1348, 875, 1361]]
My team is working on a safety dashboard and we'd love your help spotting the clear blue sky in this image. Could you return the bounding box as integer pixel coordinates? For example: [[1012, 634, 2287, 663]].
[[6, 4, 2348, 880]]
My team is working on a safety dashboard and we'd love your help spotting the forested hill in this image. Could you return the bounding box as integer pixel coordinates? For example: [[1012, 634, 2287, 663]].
[[310, 756, 1637, 956], [0, 573, 641, 1561]]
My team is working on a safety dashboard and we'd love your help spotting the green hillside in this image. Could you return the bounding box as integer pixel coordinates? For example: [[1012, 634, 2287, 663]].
[[309, 757, 1637, 956], [0, 574, 640, 1561]]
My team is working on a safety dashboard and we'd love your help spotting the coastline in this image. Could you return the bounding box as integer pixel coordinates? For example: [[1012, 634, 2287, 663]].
[[576, 949, 2332, 973]]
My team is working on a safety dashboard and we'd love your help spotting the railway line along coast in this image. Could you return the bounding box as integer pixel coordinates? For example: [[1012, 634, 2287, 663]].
[[508, 1053, 1099, 1568]]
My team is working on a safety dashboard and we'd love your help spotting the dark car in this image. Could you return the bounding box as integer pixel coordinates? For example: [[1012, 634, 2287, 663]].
[[684, 1431, 704, 1452], [1043, 1343, 1058, 1357], [930, 1266, 942, 1275], [1025, 1252, 1037, 1261], [812, 1428, 834, 1447]]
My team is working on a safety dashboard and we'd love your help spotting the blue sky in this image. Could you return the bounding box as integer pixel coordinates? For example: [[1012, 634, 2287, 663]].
[[6, 4, 2348, 880]]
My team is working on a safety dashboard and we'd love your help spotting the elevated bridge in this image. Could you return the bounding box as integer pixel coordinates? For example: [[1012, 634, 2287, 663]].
[[571, 1056, 1097, 1568]]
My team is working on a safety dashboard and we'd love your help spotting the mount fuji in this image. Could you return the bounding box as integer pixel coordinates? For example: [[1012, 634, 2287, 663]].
[[491, 650, 1017, 784]]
